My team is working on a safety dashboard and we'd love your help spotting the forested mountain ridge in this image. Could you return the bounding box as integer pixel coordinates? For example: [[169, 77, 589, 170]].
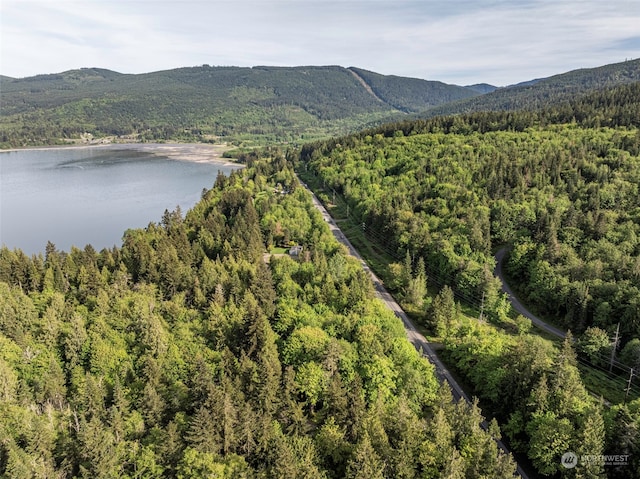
[[0, 65, 480, 148], [423, 58, 640, 117], [3, 59, 639, 149], [0, 152, 518, 477], [347, 67, 478, 112], [464, 83, 498, 94], [298, 82, 640, 477]]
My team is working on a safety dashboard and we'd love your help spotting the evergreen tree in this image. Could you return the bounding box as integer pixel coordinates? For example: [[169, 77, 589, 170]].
[[345, 433, 385, 479], [428, 285, 457, 337]]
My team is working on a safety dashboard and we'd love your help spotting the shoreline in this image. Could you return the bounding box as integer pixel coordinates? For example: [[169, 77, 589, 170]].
[[0, 143, 116, 153], [0, 142, 242, 166]]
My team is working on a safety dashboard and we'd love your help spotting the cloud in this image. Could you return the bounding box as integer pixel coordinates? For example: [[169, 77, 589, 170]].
[[1, 0, 639, 85], [2, 1, 152, 73]]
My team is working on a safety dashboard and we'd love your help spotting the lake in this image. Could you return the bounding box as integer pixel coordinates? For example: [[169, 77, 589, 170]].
[[0, 144, 242, 255]]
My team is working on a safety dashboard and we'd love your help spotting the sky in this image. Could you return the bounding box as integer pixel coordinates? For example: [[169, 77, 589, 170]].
[[2, 0, 640, 87]]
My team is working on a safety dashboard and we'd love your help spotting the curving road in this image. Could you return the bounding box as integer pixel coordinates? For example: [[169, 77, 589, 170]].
[[303, 184, 529, 479], [494, 247, 566, 339]]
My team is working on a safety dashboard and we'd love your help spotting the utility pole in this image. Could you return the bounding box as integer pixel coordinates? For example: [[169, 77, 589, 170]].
[[610, 323, 620, 373], [625, 368, 634, 404], [479, 291, 485, 322]]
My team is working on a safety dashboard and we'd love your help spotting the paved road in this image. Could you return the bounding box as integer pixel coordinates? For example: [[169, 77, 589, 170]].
[[304, 184, 529, 478], [494, 247, 566, 339]]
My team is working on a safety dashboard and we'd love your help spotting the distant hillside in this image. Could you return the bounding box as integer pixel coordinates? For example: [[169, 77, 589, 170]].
[[3, 60, 638, 148], [0, 65, 480, 148], [464, 83, 498, 94], [348, 67, 478, 112], [423, 58, 640, 117]]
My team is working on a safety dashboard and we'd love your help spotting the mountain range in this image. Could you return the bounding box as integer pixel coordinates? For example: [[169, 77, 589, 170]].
[[1, 59, 639, 148]]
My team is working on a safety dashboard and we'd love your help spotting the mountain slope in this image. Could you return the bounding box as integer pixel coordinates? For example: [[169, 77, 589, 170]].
[[0, 65, 479, 148], [3, 59, 639, 148], [465, 83, 498, 94], [348, 67, 478, 112], [423, 58, 640, 117]]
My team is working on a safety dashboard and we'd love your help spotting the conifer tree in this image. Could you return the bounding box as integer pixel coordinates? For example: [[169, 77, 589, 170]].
[[345, 432, 385, 479]]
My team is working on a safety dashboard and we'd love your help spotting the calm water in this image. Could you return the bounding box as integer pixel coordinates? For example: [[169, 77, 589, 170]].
[[0, 144, 242, 255]]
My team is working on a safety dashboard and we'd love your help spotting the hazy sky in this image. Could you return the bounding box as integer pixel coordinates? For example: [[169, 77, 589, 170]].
[[2, 0, 639, 86]]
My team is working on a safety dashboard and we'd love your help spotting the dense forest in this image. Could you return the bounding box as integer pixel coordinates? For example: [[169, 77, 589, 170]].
[[0, 153, 519, 477], [2, 59, 638, 149], [300, 82, 640, 339], [347, 68, 477, 113], [4, 60, 640, 478], [298, 82, 640, 477], [424, 58, 640, 118], [0, 65, 476, 149]]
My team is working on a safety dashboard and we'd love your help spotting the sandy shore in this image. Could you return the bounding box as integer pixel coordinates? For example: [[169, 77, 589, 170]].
[[0, 142, 242, 166]]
